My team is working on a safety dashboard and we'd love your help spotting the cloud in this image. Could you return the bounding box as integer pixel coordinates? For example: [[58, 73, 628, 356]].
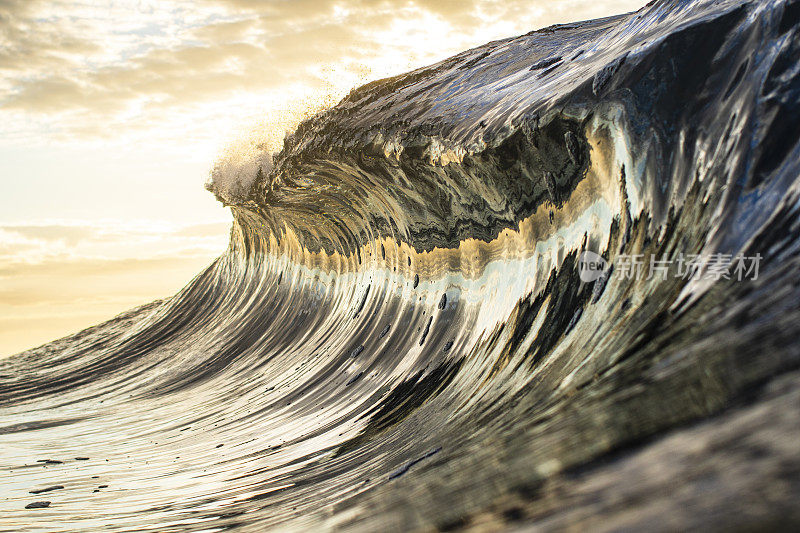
[[0, 0, 648, 143], [0, 220, 229, 268]]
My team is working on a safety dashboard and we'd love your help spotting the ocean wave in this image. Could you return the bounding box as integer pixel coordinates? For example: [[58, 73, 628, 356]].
[[2, 0, 800, 530]]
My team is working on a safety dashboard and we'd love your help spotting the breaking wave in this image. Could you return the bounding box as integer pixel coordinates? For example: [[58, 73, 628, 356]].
[[3, 0, 800, 530]]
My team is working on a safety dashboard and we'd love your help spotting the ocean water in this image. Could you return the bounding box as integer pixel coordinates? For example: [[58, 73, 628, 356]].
[[2, 0, 800, 530]]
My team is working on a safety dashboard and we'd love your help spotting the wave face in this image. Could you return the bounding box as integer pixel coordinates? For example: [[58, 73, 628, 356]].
[[3, 0, 800, 529]]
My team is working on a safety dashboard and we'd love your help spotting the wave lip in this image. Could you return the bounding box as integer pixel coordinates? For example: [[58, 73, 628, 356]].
[[3, 0, 800, 530]]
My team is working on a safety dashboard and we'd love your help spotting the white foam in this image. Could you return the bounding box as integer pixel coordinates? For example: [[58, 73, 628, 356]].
[[205, 94, 344, 205], [206, 141, 273, 205]]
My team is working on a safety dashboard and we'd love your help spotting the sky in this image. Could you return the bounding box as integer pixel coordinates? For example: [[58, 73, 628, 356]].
[[0, 0, 647, 357]]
